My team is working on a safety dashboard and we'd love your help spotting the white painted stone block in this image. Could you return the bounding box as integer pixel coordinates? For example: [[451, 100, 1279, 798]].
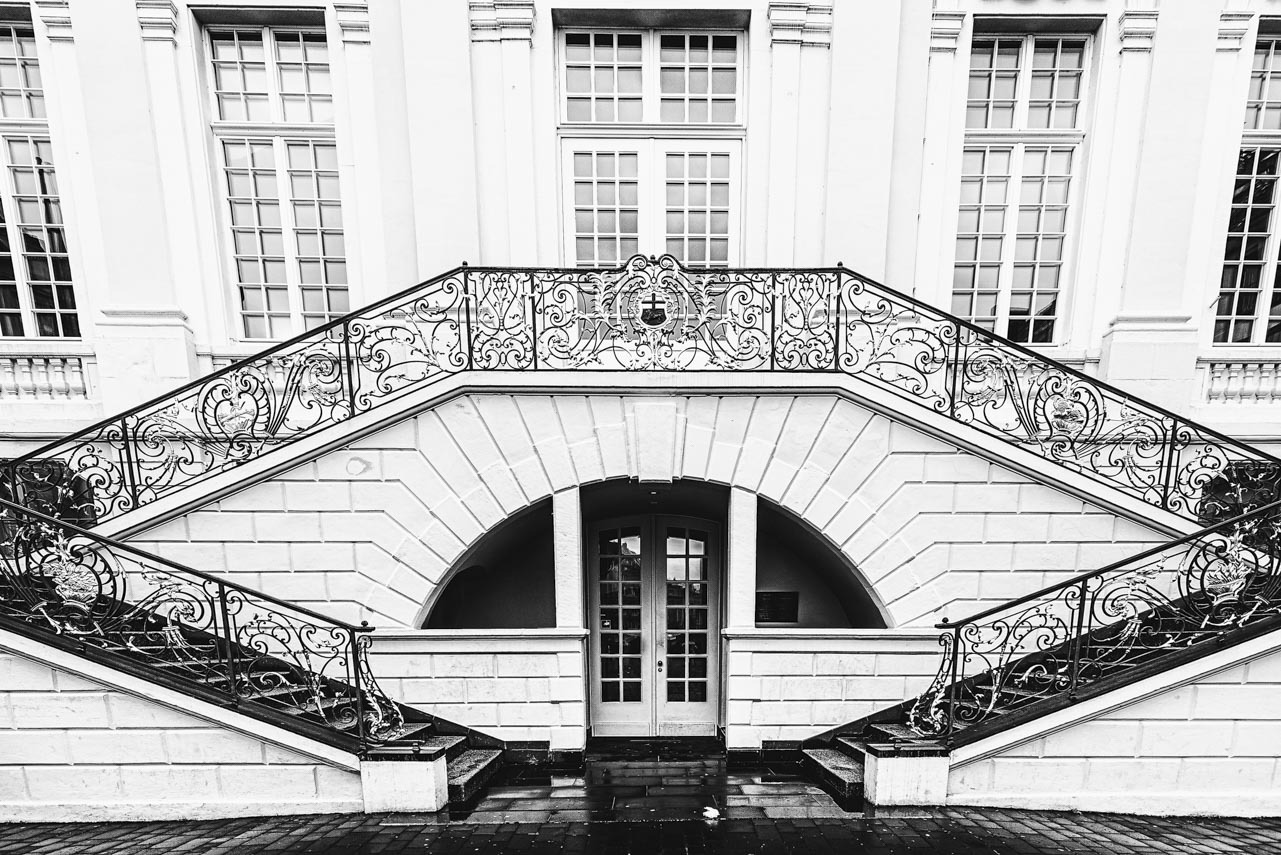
[[864, 753, 949, 806], [360, 757, 448, 813]]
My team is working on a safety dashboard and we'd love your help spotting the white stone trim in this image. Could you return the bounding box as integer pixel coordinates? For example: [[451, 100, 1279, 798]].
[[1118, 10, 1159, 53], [33, 0, 73, 42], [1218, 11, 1254, 52], [468, 0, 535, 42], [767, 2, 834, 47], [135, 0, 179, 44], [929, 11, 966, 53], [0, 626, 361, 772], [334, 2, 371, 45]]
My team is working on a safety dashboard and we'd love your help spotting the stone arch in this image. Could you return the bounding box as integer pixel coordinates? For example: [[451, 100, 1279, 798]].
[[142, 392, 1165, 629]]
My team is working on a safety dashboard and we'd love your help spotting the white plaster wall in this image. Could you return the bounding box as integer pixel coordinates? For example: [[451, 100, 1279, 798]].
[[132, 393, 1168, 630], [947, 641, 1281, 816], [724, 630, 942, 747], [0, 649, 362, 822], [368, 631, 586, 749]]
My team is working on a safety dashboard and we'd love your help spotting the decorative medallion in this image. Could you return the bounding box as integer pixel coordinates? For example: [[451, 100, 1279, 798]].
[[44, 555, 97, 603]]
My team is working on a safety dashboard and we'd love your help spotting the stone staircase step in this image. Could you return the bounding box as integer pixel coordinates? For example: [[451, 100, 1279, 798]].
[[447, 748, 503, 805], [867, 723, 918, 742], [801, 748, 864, 807]]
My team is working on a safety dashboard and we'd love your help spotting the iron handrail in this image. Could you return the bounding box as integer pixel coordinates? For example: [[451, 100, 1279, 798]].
[[3, 255, 1275, 529], [935, 497, 1281, 631], [909, 497, 1281, 739], [0, 496, 404, 750]]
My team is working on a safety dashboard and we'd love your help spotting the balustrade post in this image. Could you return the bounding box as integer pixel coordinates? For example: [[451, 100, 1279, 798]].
[[947, 331, 965, 419], [341, 319, 357, 417], [1159, 415, 1179, 510], [944, 627, 961, 739], [117, 417, 140, 512], [350, 626, 368, 752], [1067, 578, 1090, 698], [462, 265, 474, 370], [215, 582, 240, 706], [769, 272, 778, 371]]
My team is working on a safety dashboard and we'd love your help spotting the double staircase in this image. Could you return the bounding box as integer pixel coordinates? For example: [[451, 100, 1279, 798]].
[[2, 254, 1280, 814]]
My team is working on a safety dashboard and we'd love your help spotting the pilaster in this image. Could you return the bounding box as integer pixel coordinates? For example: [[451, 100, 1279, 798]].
[[553, 487, 585, 631], [726, 487, 757, 630], [764, 2, 834, 265], [468, 1, 538, 263], [1101, 1, 1220, 408], [38, 1, 197, 411]]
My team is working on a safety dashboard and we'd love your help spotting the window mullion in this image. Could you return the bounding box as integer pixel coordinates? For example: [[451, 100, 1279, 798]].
[[643, 31, 658, 123], [264, 27, 283, 124], [0, 135, 34, 338], [996, 142, 1025, 336], [274, 135, 304, 335], [1259, 152, 1281, 344]]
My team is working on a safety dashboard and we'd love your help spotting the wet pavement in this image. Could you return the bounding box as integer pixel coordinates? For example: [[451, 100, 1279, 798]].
[[2, 739, 1280, 853]]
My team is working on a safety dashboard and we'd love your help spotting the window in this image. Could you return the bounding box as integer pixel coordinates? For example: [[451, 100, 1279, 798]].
[[0, 25, 78, 339], [951, 36, 1088, 345], [1212, 40, 1281, 344], [559, 29, 744, 268], [206, 27, 347, 340]]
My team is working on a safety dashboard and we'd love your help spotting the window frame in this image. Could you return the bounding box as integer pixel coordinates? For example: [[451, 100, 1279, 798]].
[[1211, 37, 1281, 347], [557, 28, 746, 128], [202, 24, 348, 343], [556, 26, 747, 268], [0, 23, 81, 341], [559, 138, 742, 269], [952, 32, 1093, 347]]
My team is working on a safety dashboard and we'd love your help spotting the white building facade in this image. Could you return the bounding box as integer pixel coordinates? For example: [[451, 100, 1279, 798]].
[[2, 0, 1281, 823]]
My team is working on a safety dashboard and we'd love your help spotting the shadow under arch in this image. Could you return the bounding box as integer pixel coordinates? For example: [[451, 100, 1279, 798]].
[[418, 476, 892, 630]]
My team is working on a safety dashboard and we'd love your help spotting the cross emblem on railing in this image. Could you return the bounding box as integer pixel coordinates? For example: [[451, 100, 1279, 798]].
[[639, 291, 667, 327]]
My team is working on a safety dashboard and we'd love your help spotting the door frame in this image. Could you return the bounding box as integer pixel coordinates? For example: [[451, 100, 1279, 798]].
[[586, 513, 723, 737]]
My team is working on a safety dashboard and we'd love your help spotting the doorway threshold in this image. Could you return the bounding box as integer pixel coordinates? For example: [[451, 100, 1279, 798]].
[[586, 736, 726, 762]]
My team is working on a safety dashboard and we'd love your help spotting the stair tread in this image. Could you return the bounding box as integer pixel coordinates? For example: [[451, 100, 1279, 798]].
[[448, 748, 502, 783], [801, 748, 864, 784]]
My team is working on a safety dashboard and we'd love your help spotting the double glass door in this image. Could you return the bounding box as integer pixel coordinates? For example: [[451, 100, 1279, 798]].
[[588, 515, 720, 736]]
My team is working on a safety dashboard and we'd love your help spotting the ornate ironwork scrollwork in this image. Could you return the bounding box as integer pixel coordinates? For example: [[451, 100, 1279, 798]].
[[908, 502, 1281, 739], [0, 499, 405, 749], [5, 255, 1275, 529]]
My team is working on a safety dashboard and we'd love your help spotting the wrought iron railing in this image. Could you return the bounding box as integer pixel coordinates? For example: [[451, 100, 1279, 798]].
[[0, 496, 406, 754], [4, 254, 1275, 525], [907, 498, 1281, 741]]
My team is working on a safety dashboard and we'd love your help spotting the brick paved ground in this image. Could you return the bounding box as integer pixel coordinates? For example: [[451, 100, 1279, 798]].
[[2, 746, 1279, 854], [2, 808, 1280, 855]]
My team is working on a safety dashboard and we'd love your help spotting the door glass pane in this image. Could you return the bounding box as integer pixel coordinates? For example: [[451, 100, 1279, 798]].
[[663, 526, 710, 704], [598, 526, 644, 704]]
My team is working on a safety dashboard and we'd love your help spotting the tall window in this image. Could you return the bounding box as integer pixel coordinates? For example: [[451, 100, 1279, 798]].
[[207, 27, 347, 340], [559, 30, 743, 268], [1212, 39, 1281, 344], [0, 26, 78, 338], [951, 35, 1088, 344]]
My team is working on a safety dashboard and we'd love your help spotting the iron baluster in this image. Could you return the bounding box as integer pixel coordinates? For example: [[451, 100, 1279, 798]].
[[341, 319, 357, 416], [947, 329, 965, 420], [118, 416, 140, 512], [944, 625, 961, 739], [350, 626, 368, 751], [462, 265, 474, 370], [215, 581, 240, 706], [1067, 577, 1089, 699], [1159, 415, 1180, 511]]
